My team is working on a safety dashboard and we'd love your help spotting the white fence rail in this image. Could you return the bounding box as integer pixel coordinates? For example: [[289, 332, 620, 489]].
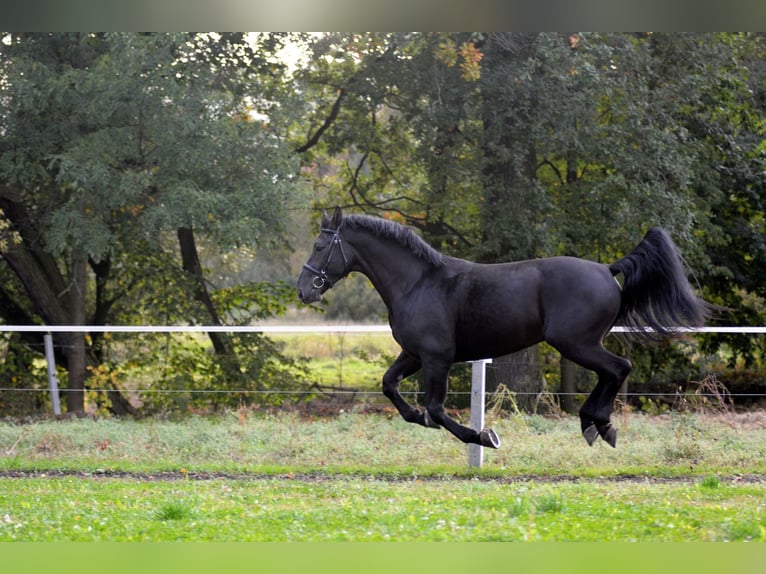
[[4, 325, 766, 333], [1, 324, 764, 467]]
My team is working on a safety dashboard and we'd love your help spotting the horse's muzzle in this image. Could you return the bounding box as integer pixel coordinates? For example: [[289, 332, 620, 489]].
[[297, 287, 321, 304]]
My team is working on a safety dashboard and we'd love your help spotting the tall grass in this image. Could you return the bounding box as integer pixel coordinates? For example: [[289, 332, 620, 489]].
[[2, 410, 766, 477]]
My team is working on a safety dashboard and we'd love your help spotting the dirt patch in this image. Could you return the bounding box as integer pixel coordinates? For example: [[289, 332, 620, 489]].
[[1, 468, 764, 485]]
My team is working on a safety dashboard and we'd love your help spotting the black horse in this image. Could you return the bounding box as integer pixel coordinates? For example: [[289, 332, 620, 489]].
[[297, 207, 709, 449]]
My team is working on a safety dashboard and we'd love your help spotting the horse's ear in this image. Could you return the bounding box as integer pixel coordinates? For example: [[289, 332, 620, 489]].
[[330, 206, 343, 228], [321, 210, 330, 228]]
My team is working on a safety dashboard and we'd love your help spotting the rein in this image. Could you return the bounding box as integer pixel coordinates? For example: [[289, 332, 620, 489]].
[[302, 227, 349, 290]]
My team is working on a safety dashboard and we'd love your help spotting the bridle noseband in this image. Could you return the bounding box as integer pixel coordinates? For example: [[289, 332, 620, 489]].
[[302, 227, 349, 290]]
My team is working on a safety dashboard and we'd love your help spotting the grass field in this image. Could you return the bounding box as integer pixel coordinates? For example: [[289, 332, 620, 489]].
[[273, 330, 399, 388], [2, 409, 766, 541], [2, 473, 765, 541]]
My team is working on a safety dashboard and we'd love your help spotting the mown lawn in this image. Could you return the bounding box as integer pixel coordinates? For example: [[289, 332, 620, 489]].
[[1, 474, 765, 542]]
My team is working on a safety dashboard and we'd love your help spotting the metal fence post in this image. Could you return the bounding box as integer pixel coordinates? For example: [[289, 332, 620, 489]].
[[44, 333, 61, 416], [468, 359, 490, 468]]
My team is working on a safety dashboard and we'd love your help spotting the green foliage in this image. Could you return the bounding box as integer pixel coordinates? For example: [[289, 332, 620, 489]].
[[4, 33, 766, 416], [0, 209, 21, 252], [213, 281, 296, 323], [0, 335, 49, 415], [87, 331, 308, 416], [0, 33, 308, 415], [323, 274, 387, 322], [295, 32, 766, 403], [297, 33, 748, 261]]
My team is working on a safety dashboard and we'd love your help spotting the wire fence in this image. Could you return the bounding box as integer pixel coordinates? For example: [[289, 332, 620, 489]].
[[0, 324, 765, 400]]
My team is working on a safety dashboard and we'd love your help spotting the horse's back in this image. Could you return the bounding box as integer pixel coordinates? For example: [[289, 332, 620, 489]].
[[448, 256, 620, 360]]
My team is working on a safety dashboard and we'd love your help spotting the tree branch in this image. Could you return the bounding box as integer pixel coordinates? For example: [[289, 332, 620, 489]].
[[295, 87, 347, 154], [537, 158, 564, 186]]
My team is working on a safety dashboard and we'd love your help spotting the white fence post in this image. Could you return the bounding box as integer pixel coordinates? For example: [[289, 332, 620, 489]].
[[469, 359, 491, 468], [44, 333, 61, 416]]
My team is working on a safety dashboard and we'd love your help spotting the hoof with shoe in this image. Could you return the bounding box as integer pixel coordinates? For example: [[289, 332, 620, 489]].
[[582, 422, 618, 447], [479, 428, 500, 449], [582, 423, 599, 447], [597, 423, 617, 448]]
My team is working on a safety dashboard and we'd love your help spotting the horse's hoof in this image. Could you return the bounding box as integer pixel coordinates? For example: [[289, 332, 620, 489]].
[[598, 423, 617, 448], [479, 428, 500, 449], [582, 423, 599, 447], [423, 410, 440, 429]]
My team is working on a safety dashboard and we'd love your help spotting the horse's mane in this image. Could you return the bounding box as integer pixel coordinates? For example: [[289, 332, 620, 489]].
[[342, 215, 444, 267]]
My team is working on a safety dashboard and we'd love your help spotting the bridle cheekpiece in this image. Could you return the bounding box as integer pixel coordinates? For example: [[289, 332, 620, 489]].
[[302, 227, 349, 290]]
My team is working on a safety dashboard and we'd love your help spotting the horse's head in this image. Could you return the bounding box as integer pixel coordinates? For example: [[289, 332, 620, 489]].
[[297, 206, 349, 304]]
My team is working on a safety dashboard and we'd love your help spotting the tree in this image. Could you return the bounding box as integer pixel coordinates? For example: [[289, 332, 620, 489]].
[[0, 33, 304, 414], [294, 33, 485, 252], [685, 33, 766, 365], [294, 33, 766, 411]]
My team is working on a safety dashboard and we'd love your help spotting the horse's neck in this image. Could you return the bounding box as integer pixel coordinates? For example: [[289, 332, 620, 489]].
[[348, 232, 431, 305]]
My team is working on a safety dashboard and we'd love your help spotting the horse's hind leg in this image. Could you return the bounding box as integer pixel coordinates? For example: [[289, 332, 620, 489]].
[[581, 352, 631, 447], [552, 341, 632, 447], [382, 351, 433, 427]]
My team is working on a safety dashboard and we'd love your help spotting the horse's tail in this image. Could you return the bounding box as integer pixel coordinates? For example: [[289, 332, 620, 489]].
[[609, 227, 711, 341]]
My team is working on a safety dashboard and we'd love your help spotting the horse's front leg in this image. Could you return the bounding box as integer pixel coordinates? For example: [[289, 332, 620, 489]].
[[382, 351, 435, 427], [422, 361, 500, 449]]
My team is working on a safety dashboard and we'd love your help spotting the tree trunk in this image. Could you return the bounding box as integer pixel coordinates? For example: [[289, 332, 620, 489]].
[[178, 228, 227, 347], [560, 356, 599, 415], [1, 196, 74, 369], [89, 255, 138, 416], [1, 197, 136, 415], [177, 227, 243, 384], [66, 252, 88, 414], [1, 200, 89, 413], [559, 357, 578, 414], [486, 346, 544, 413]]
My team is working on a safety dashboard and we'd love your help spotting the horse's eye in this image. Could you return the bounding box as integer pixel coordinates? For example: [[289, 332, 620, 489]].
[[313, 242, 325, 252]]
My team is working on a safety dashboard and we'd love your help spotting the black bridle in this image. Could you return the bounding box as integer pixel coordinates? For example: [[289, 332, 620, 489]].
[[302, 227, 349, 290]]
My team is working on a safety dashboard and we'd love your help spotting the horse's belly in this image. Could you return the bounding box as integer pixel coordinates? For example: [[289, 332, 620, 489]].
[[450, 271, 544, 360], [453, 314, 544, 361]]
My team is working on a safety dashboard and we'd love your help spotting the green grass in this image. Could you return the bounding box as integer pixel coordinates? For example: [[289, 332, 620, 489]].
[[153, 498, 197, 521], [2, 410, 766, 477], [1, 410, 766, 541], [699, 475, 722, 490], [274, 331, 398, 388], [2, 475, 766, 541]]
